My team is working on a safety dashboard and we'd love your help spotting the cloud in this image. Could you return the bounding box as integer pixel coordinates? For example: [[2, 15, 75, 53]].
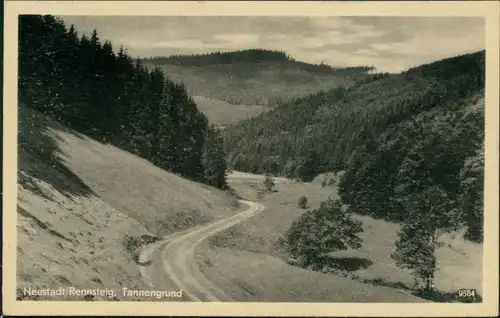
[[370, 30, 484, 59], [150, 39, 217, 50], [59, 16, 485, 73], [212, 33, 260, 47]]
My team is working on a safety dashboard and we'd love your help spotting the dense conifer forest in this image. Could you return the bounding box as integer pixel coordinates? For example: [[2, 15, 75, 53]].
[[143, 49, 295, 66], [224, 51, 485, 243], [18, 15, 228, 190], [142, 49, 374, 75]]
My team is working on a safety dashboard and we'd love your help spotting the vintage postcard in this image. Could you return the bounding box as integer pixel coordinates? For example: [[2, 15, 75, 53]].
[[3, 1, 499, 316]]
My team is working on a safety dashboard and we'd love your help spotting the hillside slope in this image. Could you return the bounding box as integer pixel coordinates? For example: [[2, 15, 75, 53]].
[[19, 15, 230, 193], [223, 51, 485, 242], [224, 51, 484, 177], [142, 50, 371, 106], [17, 105, 242, 300], [192, 96, 268, 127]]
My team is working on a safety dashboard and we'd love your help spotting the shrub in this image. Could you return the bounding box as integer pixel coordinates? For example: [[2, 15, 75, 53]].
[[263, 175, 275, 192], [123, 235, 142, 263], [284, 199, 364, 266], [256, 190, 265, 200], [321, 179, 327, 188], [297, 196, 309, 209], [122, 234, 159, 263]]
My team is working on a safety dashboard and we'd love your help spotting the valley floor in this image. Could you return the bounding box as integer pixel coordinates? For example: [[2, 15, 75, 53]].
[[199, 175, 482, 302]]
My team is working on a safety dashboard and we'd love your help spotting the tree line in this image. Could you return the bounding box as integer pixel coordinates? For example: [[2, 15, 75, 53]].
[[142, 49, 296, 66], [142, 49, 375, 77], [18, 15, 228, 190]]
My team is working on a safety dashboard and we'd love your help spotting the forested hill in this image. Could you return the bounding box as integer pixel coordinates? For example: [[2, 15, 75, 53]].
[[19, 15, 228, 190], [143, 49, 295, 66], [224, 51, 485, 242], [143, 49, 372, 74], [141, 50, 373, 106]]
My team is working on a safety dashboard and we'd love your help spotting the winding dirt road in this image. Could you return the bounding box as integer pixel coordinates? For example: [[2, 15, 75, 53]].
[[139, 199, 265, 301]]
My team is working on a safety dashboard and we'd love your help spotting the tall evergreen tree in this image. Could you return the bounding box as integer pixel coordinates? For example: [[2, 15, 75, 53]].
[[202, 126, 228, 189], [459, 145, 484, 242]]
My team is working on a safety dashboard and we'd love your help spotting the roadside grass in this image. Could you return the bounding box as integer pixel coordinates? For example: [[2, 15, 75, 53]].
[[203, 176, 483, 302], [211, 177, 334, 256], [196, 243, 427, 302]]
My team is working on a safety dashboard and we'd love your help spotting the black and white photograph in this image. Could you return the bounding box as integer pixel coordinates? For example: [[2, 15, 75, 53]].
[[3, 1, 499, 317]]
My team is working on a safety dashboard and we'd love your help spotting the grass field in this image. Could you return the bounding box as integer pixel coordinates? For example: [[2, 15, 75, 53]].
[[201, 176, 483, 301], [196, 243, 427, 302], [192, 96, 268, 126], [16, 106, 243, 300]]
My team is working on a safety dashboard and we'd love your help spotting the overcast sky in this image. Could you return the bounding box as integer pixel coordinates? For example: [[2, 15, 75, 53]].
[[60, 16, 485, 73]]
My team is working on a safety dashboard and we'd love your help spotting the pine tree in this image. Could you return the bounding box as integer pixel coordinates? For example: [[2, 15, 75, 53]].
[[127, 59, 152, 156], [202, 126, 228, 189], [147, 67, 167, 164], [459, 145, 484, 242]]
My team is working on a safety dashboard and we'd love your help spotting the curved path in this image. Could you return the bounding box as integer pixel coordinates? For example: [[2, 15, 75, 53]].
[[140, 200, 265, 301]]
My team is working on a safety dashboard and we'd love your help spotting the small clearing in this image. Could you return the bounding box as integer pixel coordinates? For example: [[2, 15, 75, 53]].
[[192, 96, 268, 126]]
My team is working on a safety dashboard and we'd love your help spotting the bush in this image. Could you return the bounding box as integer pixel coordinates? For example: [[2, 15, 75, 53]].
[[123, 234, 159, 263], [284, 199, 364, 266], [263, 175, 275, 192], [297, 196, 309, 209], [123, 235, 142, 263]]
